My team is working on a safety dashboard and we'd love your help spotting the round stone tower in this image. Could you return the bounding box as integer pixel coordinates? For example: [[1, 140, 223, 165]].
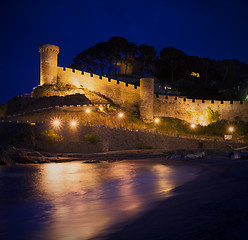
[[39, 44, 59, 85], [140, 77, 154, 121]]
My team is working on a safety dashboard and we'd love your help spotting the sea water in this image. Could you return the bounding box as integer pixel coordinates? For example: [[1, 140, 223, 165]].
[[0, 159, 199, 240]]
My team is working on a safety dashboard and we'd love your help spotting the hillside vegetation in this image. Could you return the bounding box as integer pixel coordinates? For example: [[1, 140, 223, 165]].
[[3, 105, 248, 143]]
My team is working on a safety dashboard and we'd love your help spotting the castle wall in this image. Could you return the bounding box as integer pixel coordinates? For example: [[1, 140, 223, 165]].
[[56, 67, 248, 124], [154, 95, 248, 124], [37, 44, 248, 124], [57, 67, 140, 106]]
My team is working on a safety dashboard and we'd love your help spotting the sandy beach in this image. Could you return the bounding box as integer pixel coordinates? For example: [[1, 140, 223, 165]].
[[103, 156, 248, 240]]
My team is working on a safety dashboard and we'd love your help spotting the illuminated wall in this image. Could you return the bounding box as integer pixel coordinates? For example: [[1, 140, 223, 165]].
[[154, 95, 248, 124], [57, 67, 140, 106], [38, 44, 248, 124]]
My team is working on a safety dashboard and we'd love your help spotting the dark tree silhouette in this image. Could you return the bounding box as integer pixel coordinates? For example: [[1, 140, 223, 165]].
[[71, 47, 99, 74], [71, 36, 248, 100], [138, 44, 156, 75], [159, 47, 186, 82], [71, 42, 114, 76], [108, 37, 129, 74], [122, 42, 139, 75]]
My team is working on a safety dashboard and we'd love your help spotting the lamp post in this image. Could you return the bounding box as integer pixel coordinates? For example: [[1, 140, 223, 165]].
[[85, 108, 91, 125], [70, 120, 77, 128], [118, 112, 124, 128], [154, 118, 160, 133], [191, 123, 196, 138], [228, 126, 234, 133], [53, 119, 61, 127], [154, 118, 160, 123], [229, 126, 235, 141]]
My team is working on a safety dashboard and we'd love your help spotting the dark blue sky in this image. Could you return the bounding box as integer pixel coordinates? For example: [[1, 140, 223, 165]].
[[1, 0, 247, 104]]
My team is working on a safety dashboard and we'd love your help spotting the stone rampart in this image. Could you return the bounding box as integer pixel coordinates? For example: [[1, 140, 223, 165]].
[[57, 67, 140, 106], [37, 44, 248, 124], [0, 122, 244, 153], [154, 94, 248, 125]]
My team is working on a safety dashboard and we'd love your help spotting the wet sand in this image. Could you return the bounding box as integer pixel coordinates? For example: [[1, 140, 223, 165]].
[[103, 157, 248, 240]]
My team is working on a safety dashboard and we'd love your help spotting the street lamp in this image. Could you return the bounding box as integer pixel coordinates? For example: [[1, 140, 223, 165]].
[[190, 123, 196, 138], [118, 112, 124, 128], [154, 118, 160, 123], [53, 119, 60, 127], [228, 126, 234, 133], [70, 120, 77, 128], [118, 113, 124, 118]]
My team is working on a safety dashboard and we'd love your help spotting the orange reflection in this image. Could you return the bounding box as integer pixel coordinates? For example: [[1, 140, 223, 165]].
[[36, 160, 198, 239]]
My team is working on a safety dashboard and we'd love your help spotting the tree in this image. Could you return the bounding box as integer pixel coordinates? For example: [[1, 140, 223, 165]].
[[108, 36, 129, 74], [71, 37, 248, 100], [93, 42, 113, 75], [71, 42, 113, 76], [122, 42, 138, 75], [71, 48, 98, 74], [138, 44, 156, 76], [159, 47, 186, 82]]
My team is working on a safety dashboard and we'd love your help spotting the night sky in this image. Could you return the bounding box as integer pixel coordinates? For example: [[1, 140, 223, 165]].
[[1, 0, 247, 104]]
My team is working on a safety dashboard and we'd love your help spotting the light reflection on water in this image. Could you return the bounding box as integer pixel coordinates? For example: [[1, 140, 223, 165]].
[[0, 159, 199, 240]]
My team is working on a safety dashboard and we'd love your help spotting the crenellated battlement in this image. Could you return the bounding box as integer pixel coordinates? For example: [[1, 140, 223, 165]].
[[154, 93, 248, 124], [57, 66, 140, 91], [37, 44, 248, 124], [56, 65, 140, 106], [39, 44, 59, 54], [155, 93, 246, 106]]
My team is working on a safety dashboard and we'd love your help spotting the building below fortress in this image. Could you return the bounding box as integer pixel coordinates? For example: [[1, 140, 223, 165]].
[[33, 44, 248, 125]]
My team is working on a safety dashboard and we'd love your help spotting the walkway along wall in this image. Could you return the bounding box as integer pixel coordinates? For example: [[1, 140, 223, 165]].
[[0, 122, 243, 153]]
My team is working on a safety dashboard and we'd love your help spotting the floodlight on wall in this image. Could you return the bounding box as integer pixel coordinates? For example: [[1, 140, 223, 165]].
[[154, 118, 160, 123], [118, 113, 124, 118]]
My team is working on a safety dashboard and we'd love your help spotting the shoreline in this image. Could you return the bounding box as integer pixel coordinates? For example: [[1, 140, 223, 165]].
[[102, 157, 248, 240], [0, 146, 230, 165]]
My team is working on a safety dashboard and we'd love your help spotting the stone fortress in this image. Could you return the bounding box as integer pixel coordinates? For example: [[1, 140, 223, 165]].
[[34, 44, 248, 125]]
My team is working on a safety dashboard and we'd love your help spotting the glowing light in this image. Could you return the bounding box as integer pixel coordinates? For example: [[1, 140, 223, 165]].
[[191, 72, 200, 78], [154, 118, 160, 123], [118, 113, 124, 118], [98, 106, 104, 112], [228, 126, 234, 132], [53, 119, 60, 127], [86, 109, 91, 113], [70, 120, 77, 127], [191, 123, 196, 129]]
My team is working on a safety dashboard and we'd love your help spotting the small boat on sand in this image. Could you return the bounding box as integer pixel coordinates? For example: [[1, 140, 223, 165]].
[[184, 151, 205, 160], [226, 146, 248, 159]]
